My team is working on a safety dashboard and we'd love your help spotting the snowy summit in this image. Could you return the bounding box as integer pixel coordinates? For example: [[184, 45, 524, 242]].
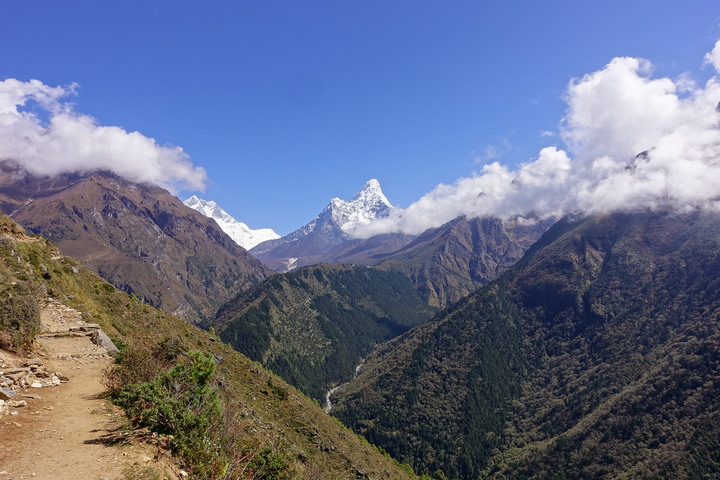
[[250, 179, 395, 259], [329, 179, 393, 234], [183, 195, 279, 250], [292, 178, 395, 244]]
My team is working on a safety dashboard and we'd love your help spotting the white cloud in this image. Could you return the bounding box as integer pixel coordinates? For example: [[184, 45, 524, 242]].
[[353, 42, 720, 237], [0, 79, 207, 192], [704, 40, 720, 73], [561, 57, 681, 166]]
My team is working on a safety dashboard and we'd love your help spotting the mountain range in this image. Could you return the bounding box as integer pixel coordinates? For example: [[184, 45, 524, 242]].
[[244, 179, 549, 308], [2, 153, 719, 479], [0, 213, 418, 479], [0, 161, 271, 323], [250, 179, 398, 271]]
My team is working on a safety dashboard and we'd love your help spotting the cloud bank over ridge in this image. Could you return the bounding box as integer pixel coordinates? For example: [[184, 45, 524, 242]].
[[355, 41, 720, 237], [0, 78, 207, 192]]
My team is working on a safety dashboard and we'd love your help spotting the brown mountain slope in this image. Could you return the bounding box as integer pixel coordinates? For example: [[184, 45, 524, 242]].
[[254, 232, 415, 272], [374, 216, 551, 307], [0, 162, 271, 323], [253, 215, 550, 309]]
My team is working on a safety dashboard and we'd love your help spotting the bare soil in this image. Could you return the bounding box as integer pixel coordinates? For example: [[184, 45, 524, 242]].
[[0, 300, 179, 480]]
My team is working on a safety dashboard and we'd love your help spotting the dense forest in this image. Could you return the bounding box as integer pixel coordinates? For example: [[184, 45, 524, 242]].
[[333, 211, 720, 479], [212, 263, 435, 401]]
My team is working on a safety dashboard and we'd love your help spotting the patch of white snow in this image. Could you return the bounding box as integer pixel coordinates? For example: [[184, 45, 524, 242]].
[[183, 196, 280, 250]]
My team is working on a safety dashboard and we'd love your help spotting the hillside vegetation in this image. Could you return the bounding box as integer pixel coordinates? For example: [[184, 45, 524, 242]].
[[333, 211, 720, 479], [211, 263, 435, 402], [0, 214, 419, 479]]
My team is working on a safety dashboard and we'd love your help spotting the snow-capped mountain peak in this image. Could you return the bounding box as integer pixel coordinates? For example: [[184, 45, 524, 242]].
[[353, 178, 389, 203], [183, 195, 279, 250], [249, 178, 396, 271], [326, 179, 393, 234]]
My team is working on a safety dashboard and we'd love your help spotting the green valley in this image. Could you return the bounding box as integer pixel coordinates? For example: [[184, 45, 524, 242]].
[[211, 263, 435, 402], [0, 214, 420, 479]]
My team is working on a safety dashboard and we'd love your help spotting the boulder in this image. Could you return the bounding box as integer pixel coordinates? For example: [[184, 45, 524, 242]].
[[89, 329, 120, 356]]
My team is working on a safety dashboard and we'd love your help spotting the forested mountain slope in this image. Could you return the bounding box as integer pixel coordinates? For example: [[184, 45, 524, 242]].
[[211, 263, 435, 402], [332, 211, 720, 479]]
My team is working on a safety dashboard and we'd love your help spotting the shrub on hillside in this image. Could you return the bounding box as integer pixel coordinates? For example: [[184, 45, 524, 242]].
[[113, 349, 222, 473], [0, 280, 40, 352], [107, 342, 297, 479]]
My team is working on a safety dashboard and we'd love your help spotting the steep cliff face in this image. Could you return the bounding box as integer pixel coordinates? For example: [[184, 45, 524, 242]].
[[0, 163, 271, 323]]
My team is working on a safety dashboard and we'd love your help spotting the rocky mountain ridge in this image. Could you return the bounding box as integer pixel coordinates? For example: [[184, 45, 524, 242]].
[[374, 215, 552, 307]]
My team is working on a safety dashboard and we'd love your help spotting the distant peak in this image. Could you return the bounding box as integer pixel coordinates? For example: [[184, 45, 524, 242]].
[[363, 178, 381, 190], [356, 178, 382, 195], [183, 195, 279, 250], [185, 195, 216, 206], [352, 179, 390, 206]]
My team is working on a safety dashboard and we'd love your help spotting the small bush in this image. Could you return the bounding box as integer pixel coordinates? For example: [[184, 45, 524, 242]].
[[109, 341, 298, 479], [0, 280, 40, 351], [115, 350, 222, 472], [104, 343, 172, 394]]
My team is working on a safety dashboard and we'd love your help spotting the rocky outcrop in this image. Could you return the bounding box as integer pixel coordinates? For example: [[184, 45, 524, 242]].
[[69, 324, 120, 356]]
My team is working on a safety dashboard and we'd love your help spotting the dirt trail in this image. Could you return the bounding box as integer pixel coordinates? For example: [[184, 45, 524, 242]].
[[0, 300, 177, 480]]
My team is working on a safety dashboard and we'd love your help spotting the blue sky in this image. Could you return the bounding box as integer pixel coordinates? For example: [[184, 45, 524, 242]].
[[2, 1, 720, 235]]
